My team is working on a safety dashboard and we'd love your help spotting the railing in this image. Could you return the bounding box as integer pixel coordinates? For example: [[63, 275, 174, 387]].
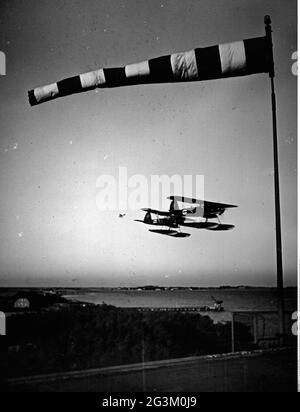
[[231, 310, 296, 352]]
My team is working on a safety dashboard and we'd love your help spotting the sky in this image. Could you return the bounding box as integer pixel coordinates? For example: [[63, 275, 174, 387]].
[[0, 0, 297, 287]]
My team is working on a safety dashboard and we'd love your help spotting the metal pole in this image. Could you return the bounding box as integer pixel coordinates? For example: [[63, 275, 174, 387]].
[[253, 314, 258, 346], [264, 15, 285, 343], [231, 312, 235, 353]]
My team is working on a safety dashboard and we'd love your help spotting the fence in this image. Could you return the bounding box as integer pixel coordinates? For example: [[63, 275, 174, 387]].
[[231, 310, 295, 352]]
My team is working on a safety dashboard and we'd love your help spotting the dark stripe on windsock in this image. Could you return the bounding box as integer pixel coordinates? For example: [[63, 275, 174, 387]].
[[103, 67, 127, 87], [57, 76, 83, 96], [244, 37, 270, 75], [195, 45, 222, 81], [148, 55, 173, 82], [28, 90, 38, 106], [28, 36, 270, 106]]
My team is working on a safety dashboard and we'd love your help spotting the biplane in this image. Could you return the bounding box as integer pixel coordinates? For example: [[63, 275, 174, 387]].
[[135, 196, 237, 238]]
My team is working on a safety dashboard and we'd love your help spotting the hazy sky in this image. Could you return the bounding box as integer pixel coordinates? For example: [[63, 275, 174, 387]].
[[0, 0, 297, 287]]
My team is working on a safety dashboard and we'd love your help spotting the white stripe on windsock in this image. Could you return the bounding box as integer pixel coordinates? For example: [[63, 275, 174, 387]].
[[171, 50, 198, 80], [219, 41, 246, 75], [79, 69, 106, 89], [28, 36, 269, 106], [125, 60, 150, 79], [34, 83, 59, 104]]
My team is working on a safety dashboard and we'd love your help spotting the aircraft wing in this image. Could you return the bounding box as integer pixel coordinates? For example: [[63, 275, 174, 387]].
[[168, 196, 238, 211], [141, 208, 172, 217]]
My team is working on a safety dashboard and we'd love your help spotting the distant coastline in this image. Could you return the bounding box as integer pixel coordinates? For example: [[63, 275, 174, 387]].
[[0, 285, 297, 296]]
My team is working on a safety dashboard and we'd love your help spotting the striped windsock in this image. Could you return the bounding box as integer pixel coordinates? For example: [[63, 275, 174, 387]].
[[28, 36, 271, 106]]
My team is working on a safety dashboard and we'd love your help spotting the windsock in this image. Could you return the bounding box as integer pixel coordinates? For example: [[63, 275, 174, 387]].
[[28, 36, 271, 106]]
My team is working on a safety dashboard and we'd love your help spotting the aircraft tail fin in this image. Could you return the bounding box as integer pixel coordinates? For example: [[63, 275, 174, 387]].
[[170, 199, 179, 213], [144, 211, 153, 224]]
